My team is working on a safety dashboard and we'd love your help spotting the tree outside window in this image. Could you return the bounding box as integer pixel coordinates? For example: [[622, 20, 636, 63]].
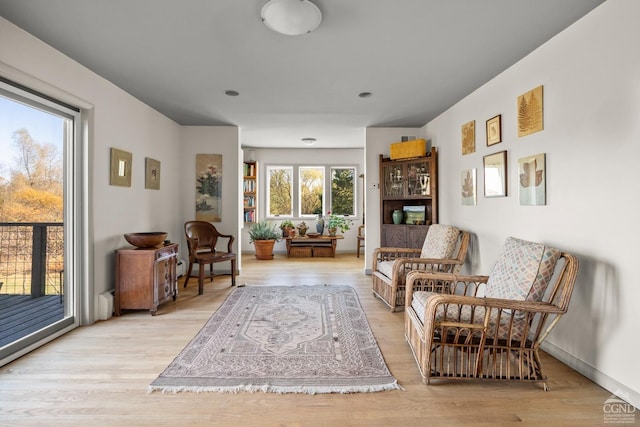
[[299, 166, 324, 216], [267, 166, 293, 216], [330, 167, 355, 216]]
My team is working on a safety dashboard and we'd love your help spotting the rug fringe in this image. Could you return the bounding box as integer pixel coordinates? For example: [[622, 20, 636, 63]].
[[148, 381, 402, 395]]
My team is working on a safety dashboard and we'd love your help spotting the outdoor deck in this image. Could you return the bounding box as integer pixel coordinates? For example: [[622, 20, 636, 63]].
[[0, 294, 64, 348]]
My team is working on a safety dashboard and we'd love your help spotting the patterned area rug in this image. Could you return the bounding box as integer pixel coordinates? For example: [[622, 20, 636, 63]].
[[149, 285, 400, 394]]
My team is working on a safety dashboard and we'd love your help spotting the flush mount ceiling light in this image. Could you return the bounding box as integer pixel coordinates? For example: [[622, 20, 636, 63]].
[[302, 137, 316, 145], [261, 0, 322, 36]]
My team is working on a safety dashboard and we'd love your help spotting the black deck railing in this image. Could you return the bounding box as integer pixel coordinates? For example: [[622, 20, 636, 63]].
[[0, 223, 64, 298]]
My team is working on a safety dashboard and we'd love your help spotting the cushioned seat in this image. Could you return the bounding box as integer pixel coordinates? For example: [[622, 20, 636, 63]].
[[371, 224, 469, 312]]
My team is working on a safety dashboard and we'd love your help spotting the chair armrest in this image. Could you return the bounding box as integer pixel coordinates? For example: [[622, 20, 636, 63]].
[[392, 257, 465, 276], [405, 271, 489, 307], [219, 234, 235, 253], [186, 236, 199, 259], [372, 247, 421, 270], [418, 293, 566, 344]]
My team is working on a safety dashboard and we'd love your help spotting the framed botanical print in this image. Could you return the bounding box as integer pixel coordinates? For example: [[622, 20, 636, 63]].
[[518, 153, 546, 205], [518, 85, 544, 137], [461, 169, 477, 206], [486, 114, 502, 146], [461, 120, 475, 155]]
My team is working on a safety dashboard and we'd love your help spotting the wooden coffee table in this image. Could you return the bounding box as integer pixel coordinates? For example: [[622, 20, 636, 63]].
[[285, 235, 344, 258]]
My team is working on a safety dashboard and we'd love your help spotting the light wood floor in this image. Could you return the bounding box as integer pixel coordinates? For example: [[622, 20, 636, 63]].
[[0, 254, 611, 426]]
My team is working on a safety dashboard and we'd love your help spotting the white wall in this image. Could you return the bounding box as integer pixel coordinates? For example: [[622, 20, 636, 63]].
[[364, 127, 421, 273], [240, 147, 364, 257], [418, 0, 639, 406], [0, 17, 184, 323], [179, 126, 240, 271]]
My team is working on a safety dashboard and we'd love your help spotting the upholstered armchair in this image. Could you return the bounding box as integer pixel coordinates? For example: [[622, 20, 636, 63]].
[[404, 237, 579, 390], [372, 224, 469, 312]]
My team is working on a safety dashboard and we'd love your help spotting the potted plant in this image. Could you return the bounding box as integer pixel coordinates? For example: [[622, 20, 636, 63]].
[[248, 220, 282, 260], [279, 220, 295, 237], [326, 212, 353, 236]]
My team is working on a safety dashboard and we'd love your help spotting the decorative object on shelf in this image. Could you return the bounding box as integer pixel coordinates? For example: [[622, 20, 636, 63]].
[[327, 227, 337, 237], [484, 151, 508, 197], [390, 138, 427, 160], [518, 153, 546, 206], [392, 209, 403, 224], [279, 220, 295, 237], [486, 114, 502, 146], [195, 154, 222, 222], [296, 222, 308, 237], [461, 169, 477, 206], [109, 147, 132, 187], [306, 232, 321, 238], [123, 232, 168, 248], [461, 120, 475, 155], [326, 211, 353, 234], [402, 206, 425, 225], [248, 220, 282, 260], [315, 214, 325, 234], [518, 85, 544, 137]]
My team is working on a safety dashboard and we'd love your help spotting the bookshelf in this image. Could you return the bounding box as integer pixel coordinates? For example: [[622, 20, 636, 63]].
[[243, 161, 257, 224]]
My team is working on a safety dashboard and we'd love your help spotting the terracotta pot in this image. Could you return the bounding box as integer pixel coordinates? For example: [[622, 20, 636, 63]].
[[253, 239, 275, 260]]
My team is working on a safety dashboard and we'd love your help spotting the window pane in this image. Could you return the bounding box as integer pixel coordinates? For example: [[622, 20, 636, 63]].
[[331, 167, 355, 216], [267, 166, 292, 216], [299, 167, 324, 216], [0, 87, 77, 358]]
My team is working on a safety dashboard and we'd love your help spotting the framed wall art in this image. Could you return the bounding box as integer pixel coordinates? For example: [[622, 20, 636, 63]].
[[483, 151, 507, 197], [145, 157, 161, 190], [461, 169, 477, 206], [518, 85, 544, 137], [195, 154, 222, 222], [518, 153, 546, 205], [109, 148, 132, 187], [461, 120, 475, 155], [486, 114, 502, 146]]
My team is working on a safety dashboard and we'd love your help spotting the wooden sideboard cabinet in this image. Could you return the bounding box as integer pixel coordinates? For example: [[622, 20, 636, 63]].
[[114, 243, 178, 316]]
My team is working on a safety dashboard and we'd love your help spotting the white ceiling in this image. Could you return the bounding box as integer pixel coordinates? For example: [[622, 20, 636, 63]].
[[0, 0, 605, 148]]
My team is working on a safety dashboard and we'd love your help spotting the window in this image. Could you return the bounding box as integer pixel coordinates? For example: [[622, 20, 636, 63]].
[[266, 164, 357, 219], [299, 166, 324, 216], [266, 166, 293, 217], [330, 167, 355, 215], [0, 77, 83, 363]]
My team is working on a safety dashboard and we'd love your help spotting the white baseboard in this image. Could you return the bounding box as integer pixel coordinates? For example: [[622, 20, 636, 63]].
[[542, 341, 639, 409]]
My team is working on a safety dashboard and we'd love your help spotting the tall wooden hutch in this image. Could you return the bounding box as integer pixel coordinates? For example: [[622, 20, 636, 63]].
[[379, 147, 438, 248]]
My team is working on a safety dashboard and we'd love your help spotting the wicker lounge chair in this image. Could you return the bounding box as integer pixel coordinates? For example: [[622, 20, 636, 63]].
[[372, 224, 469, 312], [404, 237, 579, 390]]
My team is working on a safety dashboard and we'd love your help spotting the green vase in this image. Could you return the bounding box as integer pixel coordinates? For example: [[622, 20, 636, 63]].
[[392, 210, 403, 224]]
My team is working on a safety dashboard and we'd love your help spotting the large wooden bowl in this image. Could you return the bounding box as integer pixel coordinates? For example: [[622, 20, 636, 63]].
[[124, 232, 167, 248]]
